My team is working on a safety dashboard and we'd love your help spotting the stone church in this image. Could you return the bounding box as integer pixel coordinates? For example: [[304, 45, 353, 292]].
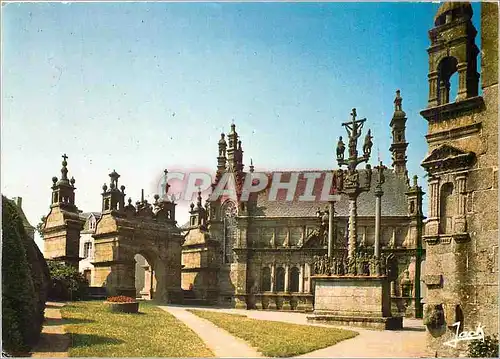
[[419, 2, 498, 356], [182, 92, 425, 315]]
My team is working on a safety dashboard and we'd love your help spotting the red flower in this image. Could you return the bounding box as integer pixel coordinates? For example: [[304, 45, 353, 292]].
[[106, 295, 136, 303]]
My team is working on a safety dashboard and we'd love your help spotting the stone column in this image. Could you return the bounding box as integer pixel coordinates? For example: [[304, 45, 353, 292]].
[[457, 63, 468, 101], [304, 263, 311, 293], [270, 263, 275, 293], [328, 202, 335, 257], [375, 192, 382, 260], [428, 72, 439, 107], [455, 174, 467, 233], [439, 80, 450, 105], [284, 264, 289, 293], [348, 196, 358, 259], [428, 178, 440, 236], [299, 264, 304, 293]]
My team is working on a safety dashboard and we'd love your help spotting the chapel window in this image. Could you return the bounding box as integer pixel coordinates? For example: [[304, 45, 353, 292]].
[[222, 201, 237, 264]]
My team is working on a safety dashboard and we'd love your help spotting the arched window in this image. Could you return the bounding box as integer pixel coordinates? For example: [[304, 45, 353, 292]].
[[440, 182, 455, 234], [275, 267, 285, 292], [261, 267, 271, 292], [437, 57, 458, 105], [222, 201, 237, 264], [289, 267, 300, 293]]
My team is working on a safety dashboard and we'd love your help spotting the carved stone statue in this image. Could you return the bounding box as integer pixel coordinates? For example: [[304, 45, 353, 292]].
[[357, 254, 365, 275], [313, 256, 319, 274], [344, 170, 359, 188], [336, 136, 346, 160], [336, 169, 344, 191], [318, 257, 325, 275], [363, 129, 373, 157]]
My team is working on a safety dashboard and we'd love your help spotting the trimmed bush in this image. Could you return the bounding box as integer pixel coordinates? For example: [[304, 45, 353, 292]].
[[47, 261, 89, 301], [2, 196, 43, 355]]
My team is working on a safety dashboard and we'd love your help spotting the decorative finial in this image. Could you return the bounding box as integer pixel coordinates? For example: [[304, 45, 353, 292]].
[[141, 189, 145, 202], [102, 183, 108, 192], [154, 194, 160, 203], [61, 154, 69, 180], [52, 176, 58, 184], [249, 158, 254, 173], [197, 187, 203, 207], [120, 185, 125, 193], [128, 197, 132, 205], [413, 175, 418, 187], [70, 177, 75, 186]]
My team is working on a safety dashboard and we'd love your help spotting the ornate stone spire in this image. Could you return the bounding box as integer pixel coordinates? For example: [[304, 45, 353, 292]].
[[50, 153, 78, 211], [389, 90, 409, 176]]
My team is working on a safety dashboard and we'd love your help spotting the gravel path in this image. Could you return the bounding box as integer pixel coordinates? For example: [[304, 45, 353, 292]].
[[159, 306, 263, 358], [31, 302, 69, 358]]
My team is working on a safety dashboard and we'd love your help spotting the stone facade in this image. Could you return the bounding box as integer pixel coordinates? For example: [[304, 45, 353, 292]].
[[182, 99, 426, 316], [78, 212, 100, 284], [420, 2, 498, 356]]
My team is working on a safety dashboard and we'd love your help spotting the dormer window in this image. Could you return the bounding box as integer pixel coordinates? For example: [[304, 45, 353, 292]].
[[89, 217, 96, 231]]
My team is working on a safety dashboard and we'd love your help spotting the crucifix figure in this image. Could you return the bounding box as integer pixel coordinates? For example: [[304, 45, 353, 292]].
[[343, 108, 366, 161]]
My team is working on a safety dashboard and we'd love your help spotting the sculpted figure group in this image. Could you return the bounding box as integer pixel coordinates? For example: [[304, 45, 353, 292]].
[[313, 252, 387, 277]]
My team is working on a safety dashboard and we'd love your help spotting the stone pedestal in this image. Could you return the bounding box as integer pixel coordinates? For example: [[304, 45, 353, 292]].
[[308, 275, 403, 330], [234, 295, 247, 309], [281, 297, 292, 311]]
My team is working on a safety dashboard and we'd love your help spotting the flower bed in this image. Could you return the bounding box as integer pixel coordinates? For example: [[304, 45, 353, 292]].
[[105, 296, 139, 313]]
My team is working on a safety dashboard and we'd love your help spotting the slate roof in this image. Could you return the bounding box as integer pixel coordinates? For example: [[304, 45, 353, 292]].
[[79, 212, 102, 221], [248, 169, 409, 218], [180, 220, 191, 230]]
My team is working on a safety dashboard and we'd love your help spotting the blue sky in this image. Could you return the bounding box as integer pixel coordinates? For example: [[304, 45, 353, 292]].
[[1, 1, 481, 249]]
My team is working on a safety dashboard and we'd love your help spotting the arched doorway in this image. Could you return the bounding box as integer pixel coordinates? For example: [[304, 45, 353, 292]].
[[135, 253, 156, 300]]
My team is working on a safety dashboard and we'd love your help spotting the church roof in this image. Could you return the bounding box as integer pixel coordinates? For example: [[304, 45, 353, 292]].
[[249, 169, 409, 218]]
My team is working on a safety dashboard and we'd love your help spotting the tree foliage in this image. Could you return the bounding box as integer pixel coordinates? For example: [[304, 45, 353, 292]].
[[468, 335, 499, 358], [47, 260, 89, 301], [35, 215, 46, 237]]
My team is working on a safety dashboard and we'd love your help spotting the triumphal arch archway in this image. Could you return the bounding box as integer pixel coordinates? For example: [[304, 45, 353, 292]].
[[92, 171, 184, 302], [42, 156, 184, 303]]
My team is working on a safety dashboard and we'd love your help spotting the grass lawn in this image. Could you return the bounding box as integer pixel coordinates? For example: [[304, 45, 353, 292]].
[[61, 301, 213, 357], [188, 309, 359, 357]]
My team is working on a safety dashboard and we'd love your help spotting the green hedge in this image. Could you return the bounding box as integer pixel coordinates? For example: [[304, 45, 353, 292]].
[[2, 196, 49, 355]]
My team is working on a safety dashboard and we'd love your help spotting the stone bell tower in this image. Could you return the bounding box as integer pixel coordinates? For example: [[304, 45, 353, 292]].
[[42, 154, 85, 268], [389, 90, 409, 176], [420, 2, 498, 356]]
